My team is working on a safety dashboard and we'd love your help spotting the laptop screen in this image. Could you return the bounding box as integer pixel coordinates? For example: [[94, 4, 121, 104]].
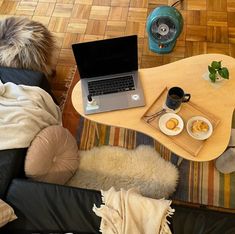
[[72, 35, 138, 79]]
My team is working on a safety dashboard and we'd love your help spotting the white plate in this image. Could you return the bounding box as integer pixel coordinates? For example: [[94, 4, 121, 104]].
[[158, 113, 184, 136], [186, 116, 213, 140]]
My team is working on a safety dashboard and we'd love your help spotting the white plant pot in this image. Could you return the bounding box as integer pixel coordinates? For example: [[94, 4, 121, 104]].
[[203, 71, 225, 82], [202, 71, 226, 88], [214, 73, 224, 82]]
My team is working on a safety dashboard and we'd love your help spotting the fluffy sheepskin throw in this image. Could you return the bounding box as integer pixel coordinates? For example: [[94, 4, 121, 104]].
[[0, 17, 56, 77], [67, 145, 179, 198]]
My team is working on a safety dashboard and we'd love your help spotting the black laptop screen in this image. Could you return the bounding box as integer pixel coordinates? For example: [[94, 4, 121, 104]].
[[72, 35, 138, 79]]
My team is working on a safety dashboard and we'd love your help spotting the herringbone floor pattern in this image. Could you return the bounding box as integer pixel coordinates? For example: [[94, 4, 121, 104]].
[[0, 0, 235, 103]]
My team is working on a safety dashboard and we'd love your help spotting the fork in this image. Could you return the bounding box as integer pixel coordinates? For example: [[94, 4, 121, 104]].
[[145, 109, 166, 123]]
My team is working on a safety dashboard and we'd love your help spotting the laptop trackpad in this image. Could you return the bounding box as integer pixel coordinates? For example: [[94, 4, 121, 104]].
[[98, 93, 133, 110]]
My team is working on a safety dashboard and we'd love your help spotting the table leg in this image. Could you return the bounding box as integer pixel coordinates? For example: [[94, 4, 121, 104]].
[[95, 123, 100, 140], [177, 157, 184, 166]]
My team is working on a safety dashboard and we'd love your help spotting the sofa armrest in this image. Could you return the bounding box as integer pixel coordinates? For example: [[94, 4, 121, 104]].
[[0, 66, 49, 89], [4, 179, 235, 234], [0, 66, 57, 104], [2, 179, 102, 234], [0, 149, 27, 199]]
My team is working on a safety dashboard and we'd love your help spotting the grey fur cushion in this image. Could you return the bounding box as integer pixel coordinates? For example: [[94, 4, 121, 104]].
[[0, 17, 56, 77]]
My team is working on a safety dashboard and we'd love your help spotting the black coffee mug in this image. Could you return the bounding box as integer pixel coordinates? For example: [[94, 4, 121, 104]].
[[165, 87, 191, 110]]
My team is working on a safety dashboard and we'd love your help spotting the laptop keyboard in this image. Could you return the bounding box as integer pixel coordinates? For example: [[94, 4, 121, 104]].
[[88, 75, 135, 96]]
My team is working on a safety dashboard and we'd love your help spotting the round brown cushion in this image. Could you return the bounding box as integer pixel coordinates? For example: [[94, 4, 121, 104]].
[[25, 125, 79, 184]]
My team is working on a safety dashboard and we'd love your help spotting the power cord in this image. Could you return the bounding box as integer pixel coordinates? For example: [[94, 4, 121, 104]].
[[171, 0, 183, 8]]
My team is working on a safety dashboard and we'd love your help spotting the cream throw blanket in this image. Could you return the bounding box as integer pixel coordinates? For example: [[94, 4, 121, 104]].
[[93, 187, 174, 234], [0, 81, 61, 150]]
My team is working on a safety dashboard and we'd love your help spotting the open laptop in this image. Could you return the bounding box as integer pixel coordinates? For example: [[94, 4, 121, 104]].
[[72, 35, 145, 115]]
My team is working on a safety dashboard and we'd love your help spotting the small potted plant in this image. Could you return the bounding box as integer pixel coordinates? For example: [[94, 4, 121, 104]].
[[208, 61, 229, 82]]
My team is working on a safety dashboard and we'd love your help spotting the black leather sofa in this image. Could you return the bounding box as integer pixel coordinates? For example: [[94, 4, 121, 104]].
[[1, 66, 235, 234]]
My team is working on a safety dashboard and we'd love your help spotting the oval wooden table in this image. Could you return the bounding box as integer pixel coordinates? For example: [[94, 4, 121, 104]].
[[72, 54, 235, 162]]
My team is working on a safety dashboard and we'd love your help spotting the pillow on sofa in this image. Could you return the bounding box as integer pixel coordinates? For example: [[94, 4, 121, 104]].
[[0, 199, 17, 227], [25, 125, 79, 184]]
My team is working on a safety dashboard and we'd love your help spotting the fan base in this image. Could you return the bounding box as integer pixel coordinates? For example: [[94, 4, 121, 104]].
[[148, 39, 176, 54]]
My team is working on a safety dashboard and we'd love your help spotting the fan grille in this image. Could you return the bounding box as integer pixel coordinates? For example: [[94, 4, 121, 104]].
[[151, 17, 176, 42]]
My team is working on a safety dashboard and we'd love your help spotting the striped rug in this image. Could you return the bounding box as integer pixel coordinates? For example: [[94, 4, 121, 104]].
[[73, 117, 235, 210], [62, 70, 235, 211]]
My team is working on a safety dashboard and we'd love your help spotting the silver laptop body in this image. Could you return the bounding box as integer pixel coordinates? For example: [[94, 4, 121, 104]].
[[72, 35, 145, 115]]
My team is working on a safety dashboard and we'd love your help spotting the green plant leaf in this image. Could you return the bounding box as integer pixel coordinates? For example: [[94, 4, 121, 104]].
[[208, 65, 216, 74], [209, 73, 216, 82], [211, 61, 221, 70], [218, 67, 229, 79]]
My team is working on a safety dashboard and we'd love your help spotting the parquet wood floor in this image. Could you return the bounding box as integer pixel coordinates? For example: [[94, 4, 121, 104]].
[[0, 0, 235, 104]]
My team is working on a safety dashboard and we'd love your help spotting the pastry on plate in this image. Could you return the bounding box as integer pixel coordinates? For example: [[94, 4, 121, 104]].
[[191, 120, 209, 133], [166, 118, 179, 130]]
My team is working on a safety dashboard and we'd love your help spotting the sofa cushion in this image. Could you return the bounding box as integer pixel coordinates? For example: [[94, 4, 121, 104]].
[[0, 199, 17, 228], [170, 204, 235, 233], [25, 125, 79, 184], [2, 179, 101, 233], [0, 148, 26, 199]]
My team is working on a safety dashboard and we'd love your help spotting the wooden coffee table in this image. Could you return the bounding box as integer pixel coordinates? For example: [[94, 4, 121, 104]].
[[71, 54, 235, 162]]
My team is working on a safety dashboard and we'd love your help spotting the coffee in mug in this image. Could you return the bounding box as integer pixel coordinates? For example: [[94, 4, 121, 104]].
[[165, 87, 191, 111]]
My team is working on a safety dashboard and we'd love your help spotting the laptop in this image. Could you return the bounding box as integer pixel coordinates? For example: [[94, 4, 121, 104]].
[[72, 35, 145, 115]]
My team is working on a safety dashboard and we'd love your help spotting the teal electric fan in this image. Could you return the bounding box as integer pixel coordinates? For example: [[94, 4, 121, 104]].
[[146, 5, 183, 54]]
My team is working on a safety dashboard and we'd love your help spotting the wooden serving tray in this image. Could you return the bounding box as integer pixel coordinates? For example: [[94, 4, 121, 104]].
[[141, 87, 220, 157]]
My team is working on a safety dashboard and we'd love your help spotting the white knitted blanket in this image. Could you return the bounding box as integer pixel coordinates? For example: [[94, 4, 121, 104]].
[[0, 81, 61, 150], [93, 187, 174, 234]]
